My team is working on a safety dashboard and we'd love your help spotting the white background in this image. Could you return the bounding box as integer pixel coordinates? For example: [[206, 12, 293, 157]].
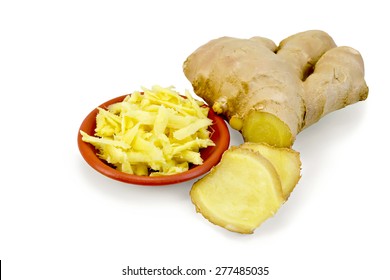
[[1, 0, 389, 279]]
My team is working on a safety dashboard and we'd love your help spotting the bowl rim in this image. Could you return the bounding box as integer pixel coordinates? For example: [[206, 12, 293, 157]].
[[77, 94, 230, 186]]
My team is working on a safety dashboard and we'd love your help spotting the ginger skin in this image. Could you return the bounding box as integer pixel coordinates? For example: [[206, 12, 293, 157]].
[[183, 30, 369, 147]]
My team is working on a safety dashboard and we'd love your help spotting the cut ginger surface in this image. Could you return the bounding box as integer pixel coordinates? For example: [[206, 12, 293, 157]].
[[240, 142, 301, 199]]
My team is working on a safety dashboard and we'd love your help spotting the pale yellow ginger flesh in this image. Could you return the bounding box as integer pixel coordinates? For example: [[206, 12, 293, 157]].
[[183, 30, 369, 147], [191, 147, 285, 234], [239, 142, 301, 198], [241, 111, 293, 148], [80, 85, 215, 176], [190, 143, 301, 233]]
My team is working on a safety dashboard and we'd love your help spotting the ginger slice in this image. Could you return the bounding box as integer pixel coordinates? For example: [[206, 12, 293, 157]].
[[239, 142, 301, 198], [190, 147, 285, 234]]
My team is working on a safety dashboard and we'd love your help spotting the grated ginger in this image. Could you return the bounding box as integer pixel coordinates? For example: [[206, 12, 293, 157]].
[[80, 85, 215, 176]]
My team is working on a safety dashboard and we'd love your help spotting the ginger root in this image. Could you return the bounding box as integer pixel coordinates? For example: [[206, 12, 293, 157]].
[[183, 30, 368, 147]]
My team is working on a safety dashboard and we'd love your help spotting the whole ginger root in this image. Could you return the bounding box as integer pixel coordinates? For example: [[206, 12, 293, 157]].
[[183, 30, 368, 147], [184, 30, 369, 234]]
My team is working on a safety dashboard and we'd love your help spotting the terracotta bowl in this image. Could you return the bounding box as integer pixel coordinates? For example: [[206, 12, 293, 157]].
[[77, 94, 230, 186]]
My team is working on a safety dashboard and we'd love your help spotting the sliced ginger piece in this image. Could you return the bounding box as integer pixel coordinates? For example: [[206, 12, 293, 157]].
[[240, 142, 301, 198], [190, 147, 285, 234]]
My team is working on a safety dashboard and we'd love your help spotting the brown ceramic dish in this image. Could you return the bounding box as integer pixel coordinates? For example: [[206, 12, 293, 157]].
[[77, 94, 230, 186]]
